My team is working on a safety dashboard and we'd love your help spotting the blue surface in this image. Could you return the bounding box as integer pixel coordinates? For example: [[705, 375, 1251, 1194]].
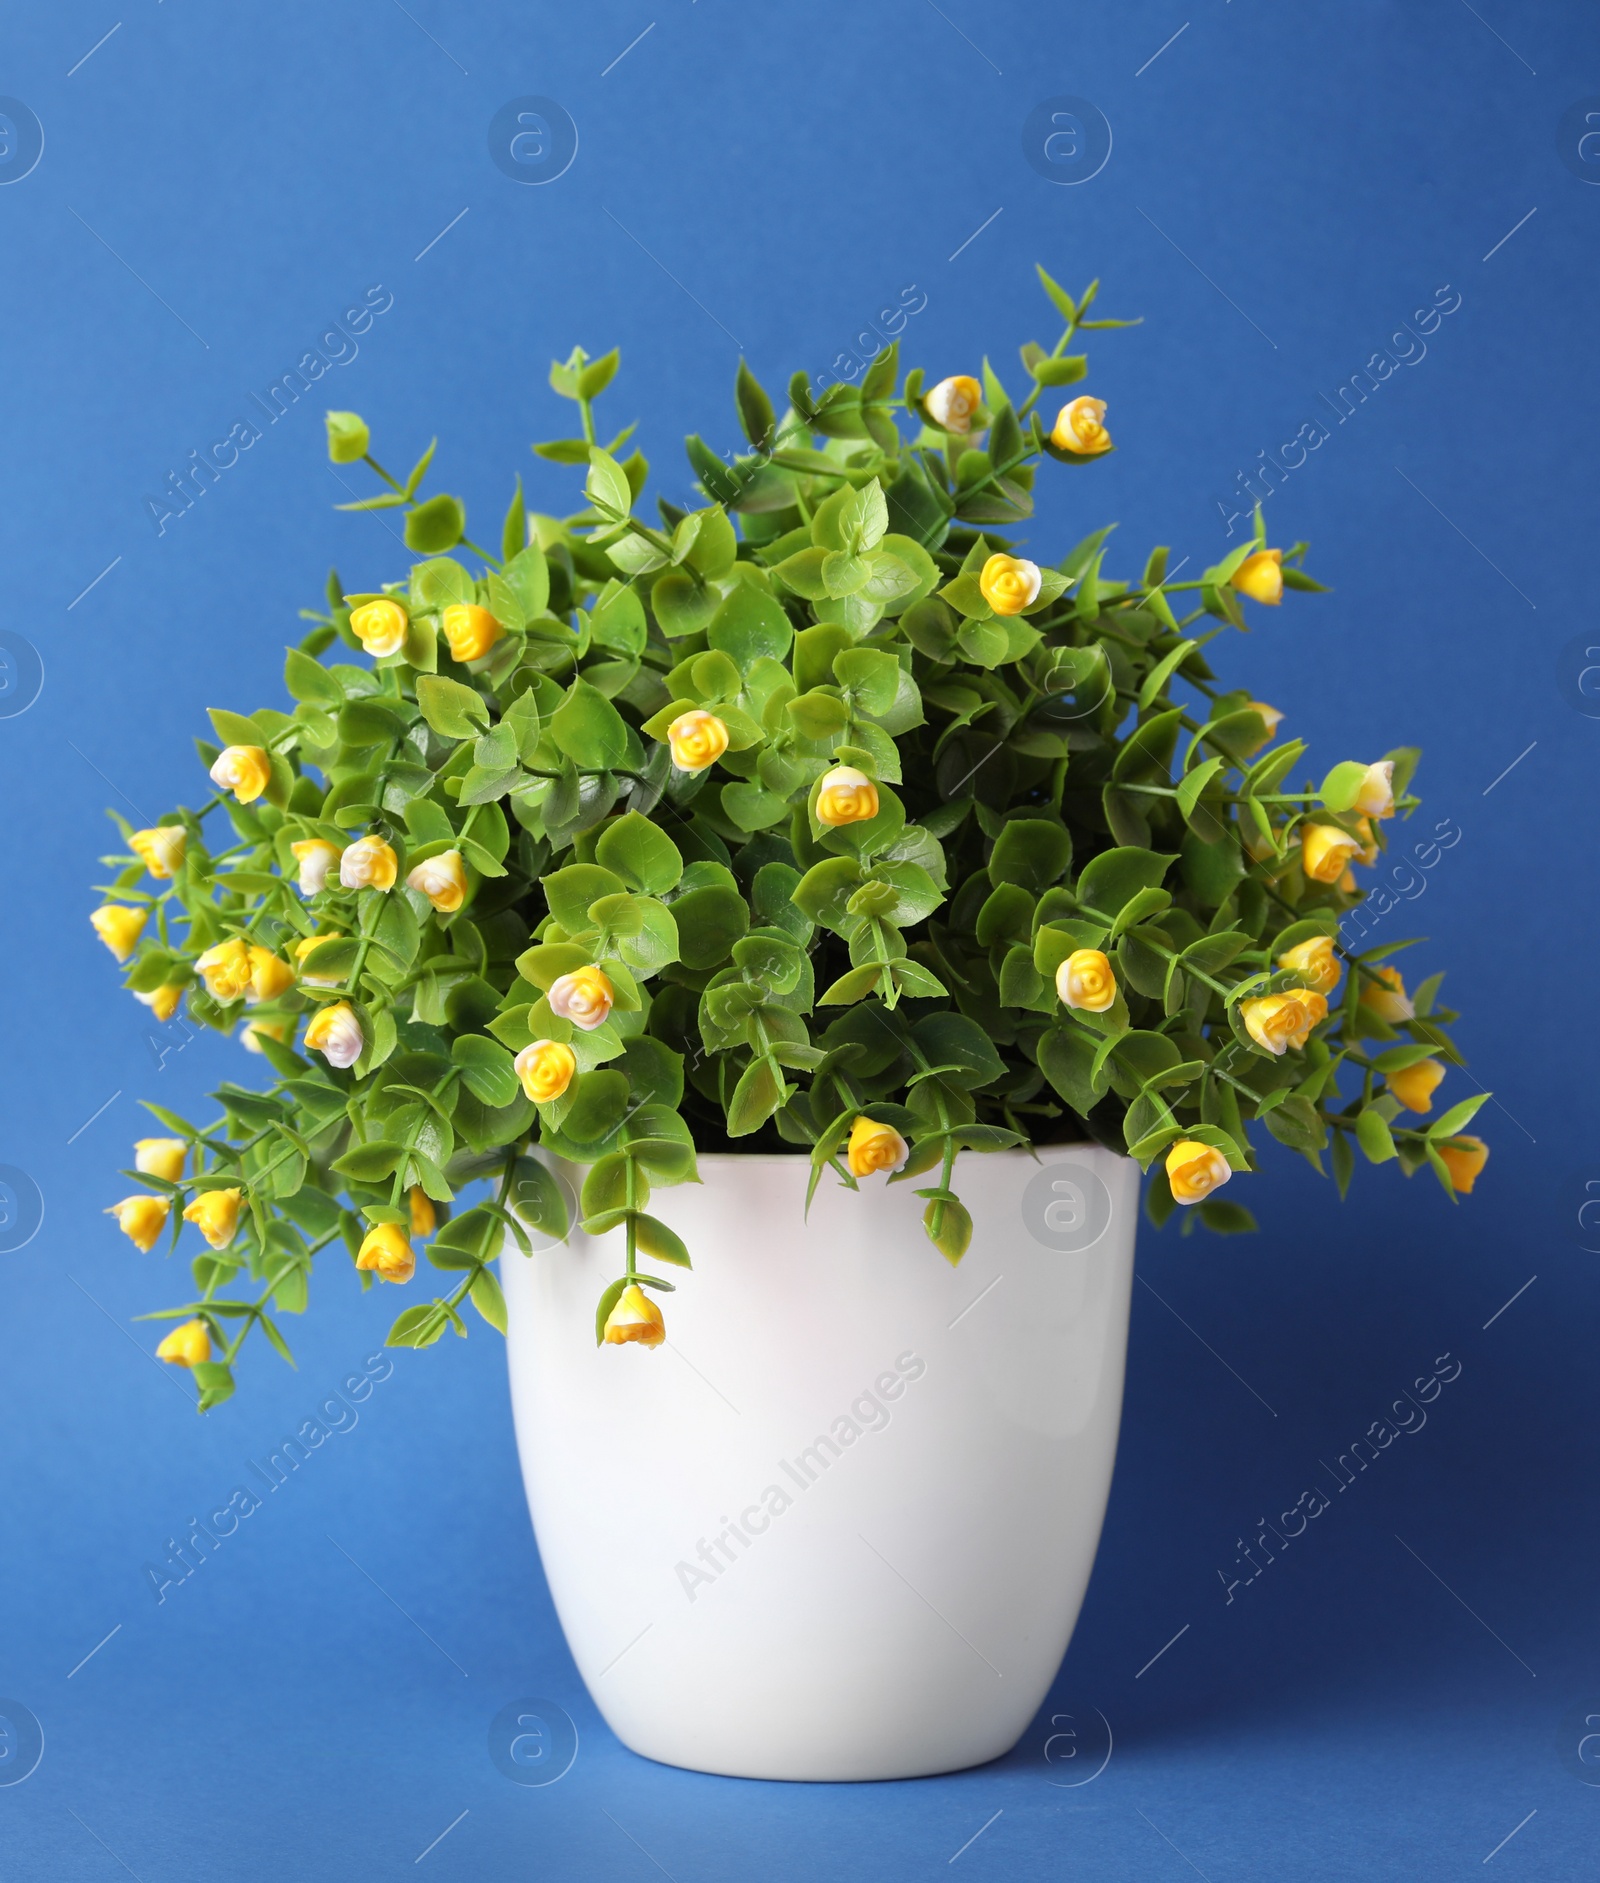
[[1, 2, 1596, 1875]]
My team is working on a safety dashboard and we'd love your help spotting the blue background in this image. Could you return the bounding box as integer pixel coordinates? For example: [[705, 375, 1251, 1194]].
[[1, 1, 1596, 1876]]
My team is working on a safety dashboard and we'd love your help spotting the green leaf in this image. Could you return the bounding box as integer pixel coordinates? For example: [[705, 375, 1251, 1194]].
[[332, 1140, 406, 1182], [1075, 846, 1174, 920], [727, 1057, 786, 1136], [1355, 1108, 1398, 1163], [451, 1034, 520, 1108], [468, 1265, 508, 1333], [550, 679, 631, 770], [415, 674, 489, 739], [1320, 760, 1371, 813], [634, 1212, 692, 1268], [596, 811, 683, 895], [1428, 1094, 1489, 1141], [586, 448, 633, 520], [405, 494, 465, 554], [594, 1278, 628, 1345], [735, 359, 776, 448], [284, 648, 343, 706]]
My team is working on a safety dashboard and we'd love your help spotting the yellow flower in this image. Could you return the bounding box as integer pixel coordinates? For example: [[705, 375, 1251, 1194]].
[[1360, 966, 1413, 1024], [130, 826, 187, 880], [1241, 989, 1328, 1056], [1437, 1136, 1488, 1195], [291, 839, 341, 895], [1231, 548, 1284, 605], [1248, 702, 1284, 740], [924, 374, 983, 433], [134, 1137, 187, 1183], [107, 1194, 170, 1252], [515, 1038, 578, 1103], [183, 1188, 242, 1250], [602, 1282, 665, 1348], [815, 766, 880, 827], [548, 967, 614, 1032], [979, 553, 1042, 617], [209, 744, 272, 803], [1387, 1057, 1445, 1114], [1301, 823, 1363, 884], [195, 938, 253, 1004], [349, 598, 408, 657], [666, 709, 730, 774], [1056, 947, 1117, 1013], [441, 603, 502, 662], [304, 1001, 364, 1068], [156, 1319, 212, 1368], [406, 849, 467, 913], [409, 1188, 437, 1239], [135, 983, 184, 1023], [339, 835, 398, 892], [1353, 760, 1395, 819], [295, 933, 346, 985], [356, 1221, 415, 1284], [247, 946, 295, 1003], [846, 1115, 909, 1178], [1050, 395, 1112, 456], [91, 904, 147, 961], [241, 1017, 292, 1053], [1277, 935, 1341, 996], [1166, 1139, 1233, 1205], [1352, 816, 1380, 867]]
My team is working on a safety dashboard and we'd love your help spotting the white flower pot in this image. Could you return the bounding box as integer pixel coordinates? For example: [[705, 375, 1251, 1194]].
[[502, 1145, 1140, 1782]]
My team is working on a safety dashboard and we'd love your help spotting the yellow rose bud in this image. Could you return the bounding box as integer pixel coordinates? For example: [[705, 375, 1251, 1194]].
[[1165, 1139, 1233, 1205], [246, 945, 295, 1003], [547, 966, 614, 1032], [295, 932, 346, 985], [1353, 760, 1395, 819], [1276, 935, 1341, 997], [356, 1221, 415, 1284], [602, 1282, 666, 1348], [183, 1187, 242, 1250], [1360, 965, 1413, 1024], [1437, 1135, 1488, 1195], [406, 849, 468, 913], [666, 709, 730, 774], [92, 904, 147, 962], [515, 1038, 578, 1103], [304, 1001, 363, 1069], [134, 983, 184, 1023], [349, 598, 408, 657], [156, 1318, 212, 1368], [409, 1187, 437, 1239], [1248, 702, 1284, 739], [1241, 989, 1327, 1056], [107, 1194, 170, 1253], [1055, 947, 1117, 1014], [441, 603, 503, 663], [1300, 823, 1363, 884], [1050, 395, 1112, 456], [241, 1017, 292, 1053], [291, 839, 341, 895], [1387, 1057, 1445, 1114], [208, 744, 273, 804], [978, 553, 1042, 617], [339, 835, 398, 892], [129, 825, 187, 880], [134, 1137, 187, 1183], [846, 1115, 909, 1179], [815, 766, 880, 828], [195, 938, 253, 1004], [1231, 548, 1284, 605], [924, 374, 983, 433]]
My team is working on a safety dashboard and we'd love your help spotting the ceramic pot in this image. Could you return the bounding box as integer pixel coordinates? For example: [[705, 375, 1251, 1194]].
[[502, 1144, 1139, 1782]]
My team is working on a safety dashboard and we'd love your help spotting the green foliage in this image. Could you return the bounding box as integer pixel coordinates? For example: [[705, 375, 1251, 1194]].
[[94, 265, 1471, 1401]]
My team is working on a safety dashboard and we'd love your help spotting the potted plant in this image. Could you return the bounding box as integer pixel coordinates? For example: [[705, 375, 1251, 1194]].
[[93, 267, 1488, 1781]]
